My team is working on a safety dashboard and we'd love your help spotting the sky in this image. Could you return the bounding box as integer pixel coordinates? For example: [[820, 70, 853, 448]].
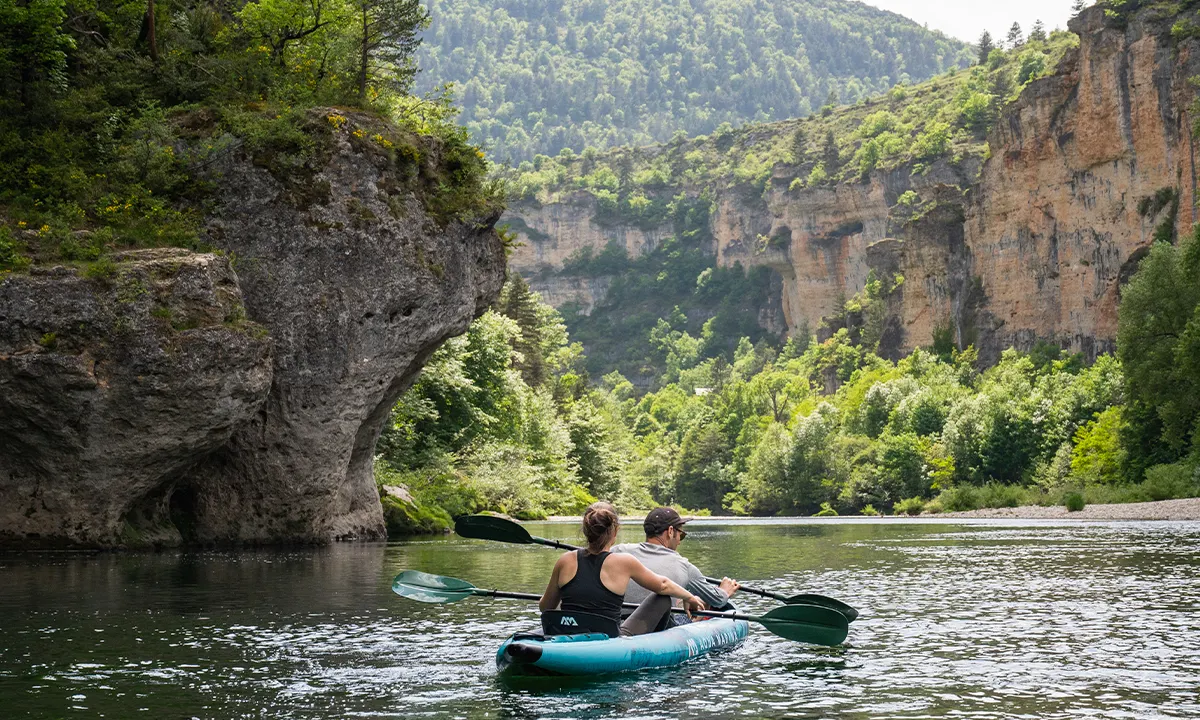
[[862, 0, 1079, 44]]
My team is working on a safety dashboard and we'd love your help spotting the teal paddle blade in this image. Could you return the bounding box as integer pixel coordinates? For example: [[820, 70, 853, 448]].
[[392, 570, 478, 604], [756, 604, 850, 646], [454, 514, 536, 545]]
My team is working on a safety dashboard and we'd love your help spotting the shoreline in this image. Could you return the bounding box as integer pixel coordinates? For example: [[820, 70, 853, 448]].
[[543, 497, 1200, 523]]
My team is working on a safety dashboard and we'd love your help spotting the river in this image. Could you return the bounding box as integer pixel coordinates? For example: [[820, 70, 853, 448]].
[[1, 519, 1197, 719]]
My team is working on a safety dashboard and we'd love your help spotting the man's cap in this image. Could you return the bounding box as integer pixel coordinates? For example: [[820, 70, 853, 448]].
[[644, 507, 689, 536]]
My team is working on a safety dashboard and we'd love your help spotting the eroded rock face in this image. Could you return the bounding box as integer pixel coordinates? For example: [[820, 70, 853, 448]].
[[963, 6, 1199, 362], [0, 250, 273, 547], [504, 5, 1198, 364], [176, 110, 506, 544]]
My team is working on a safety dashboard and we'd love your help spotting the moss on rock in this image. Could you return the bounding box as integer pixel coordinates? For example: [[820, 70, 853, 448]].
[[380, 485, 452, 536]]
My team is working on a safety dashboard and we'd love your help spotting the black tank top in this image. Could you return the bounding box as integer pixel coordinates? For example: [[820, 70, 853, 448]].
[[559, 549, 625, 623]]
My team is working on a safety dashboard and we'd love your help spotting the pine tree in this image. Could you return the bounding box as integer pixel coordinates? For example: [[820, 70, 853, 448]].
[[1071, 0, 1087, 14], [977, 30, 994, 65], [1029, 20, 1046, 42], [791, 127, 807, 163], [353, 0, 429, 102], [499, 275, 547, 386], [1006, 22, 1023, 49], [822, 130, 840, 174]]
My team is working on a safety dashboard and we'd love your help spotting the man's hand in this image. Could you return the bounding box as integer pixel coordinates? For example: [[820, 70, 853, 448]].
[[682, 594, 704, 619], [718, 577, 741, 597]]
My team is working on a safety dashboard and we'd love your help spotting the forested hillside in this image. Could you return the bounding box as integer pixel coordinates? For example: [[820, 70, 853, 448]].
[[416, 0, 974, 161], [379, 224, 1200, 523], [503, 30, 1078, 380]]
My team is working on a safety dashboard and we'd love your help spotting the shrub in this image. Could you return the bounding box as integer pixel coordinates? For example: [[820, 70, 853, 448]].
[[893, 496, 925, 515], [1063, 491, 1085, 512], [937, 485, 980, 511], [978, 482, 1025, 508], [814, 501, 838, 516], [923, 497, 944, 514], [861, 504, 880, 516], [1141, 461, 1200, 501]]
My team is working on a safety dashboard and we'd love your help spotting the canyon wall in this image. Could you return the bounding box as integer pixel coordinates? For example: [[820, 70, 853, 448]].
[[506, 4, 1199, 363], [0, 110, 505, 547]]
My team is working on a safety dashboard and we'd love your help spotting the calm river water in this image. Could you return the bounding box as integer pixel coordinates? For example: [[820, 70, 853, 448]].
[[1, 519, 1198, 719]]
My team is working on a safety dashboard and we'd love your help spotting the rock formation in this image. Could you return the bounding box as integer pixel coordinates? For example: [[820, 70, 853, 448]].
[[505, 4, 1199, 364], [0, 250, 273, 546], [0, 110, 506, 547]]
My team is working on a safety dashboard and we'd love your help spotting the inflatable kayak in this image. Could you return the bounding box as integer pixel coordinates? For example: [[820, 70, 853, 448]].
[[495, 618, 749, 677]]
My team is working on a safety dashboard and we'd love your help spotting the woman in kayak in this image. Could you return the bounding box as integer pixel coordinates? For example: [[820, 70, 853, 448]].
[[539, 501, 704, 636]]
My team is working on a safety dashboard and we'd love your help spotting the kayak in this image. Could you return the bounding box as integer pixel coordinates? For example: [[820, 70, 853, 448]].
[[495, 618, 749, 677]]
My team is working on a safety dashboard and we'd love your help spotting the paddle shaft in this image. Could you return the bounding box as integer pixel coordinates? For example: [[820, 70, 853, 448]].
[[527, 535, 786, 602], [470, 587, 767, 623]]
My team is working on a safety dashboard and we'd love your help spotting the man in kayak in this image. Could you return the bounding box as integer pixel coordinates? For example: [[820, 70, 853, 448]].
[[539, 502, 704, 636], [613, 507, 741, 627]]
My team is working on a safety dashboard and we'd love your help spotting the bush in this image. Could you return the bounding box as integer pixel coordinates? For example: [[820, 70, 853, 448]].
[[861, 504, 880, 516], [1141, 461, 1200, 501], [893, 496, 925, 515], [814, 501, 838, 516], [978, 482, 1026, 508], [1063, 491, 1085, 512], [937, 485, 980, 511]]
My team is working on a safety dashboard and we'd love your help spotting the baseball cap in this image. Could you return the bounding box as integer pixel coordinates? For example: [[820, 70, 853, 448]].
[[643, 507, 689, 536]]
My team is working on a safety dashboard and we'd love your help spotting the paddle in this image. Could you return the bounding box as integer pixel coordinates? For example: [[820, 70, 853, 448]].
[[454, 513, 859, 623], [392, 570, 849, 646]]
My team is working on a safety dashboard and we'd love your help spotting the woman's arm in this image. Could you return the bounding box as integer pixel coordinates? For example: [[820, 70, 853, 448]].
[[539, 555, 566, 612]]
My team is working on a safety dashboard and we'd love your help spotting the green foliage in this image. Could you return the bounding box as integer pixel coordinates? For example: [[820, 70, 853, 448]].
[[1063, 491, 1085, 512], [1117, 223, 1200, 480], [1070, 407, 1125, 484], [0, 0, 491, 261], [893, 496, 925, 515], [416, 0, 975, 161]]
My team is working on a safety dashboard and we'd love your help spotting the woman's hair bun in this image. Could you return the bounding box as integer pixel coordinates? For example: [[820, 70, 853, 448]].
[[582, 501, 618, 553]]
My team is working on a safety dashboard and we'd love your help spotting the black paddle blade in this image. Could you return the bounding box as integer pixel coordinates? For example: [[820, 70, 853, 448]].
[[785, 594, 859, 623], [758, 604, 850, 646], [454, 514, 536, 545], [392, 570, 478, 604]]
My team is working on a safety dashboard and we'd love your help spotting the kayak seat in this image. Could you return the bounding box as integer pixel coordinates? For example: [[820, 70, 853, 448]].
[[541, 610, 620, 638]]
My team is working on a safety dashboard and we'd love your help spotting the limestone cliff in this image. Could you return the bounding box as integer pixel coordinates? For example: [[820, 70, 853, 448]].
[[0, 110, 506, 547], [505, 3, 1199, 364]]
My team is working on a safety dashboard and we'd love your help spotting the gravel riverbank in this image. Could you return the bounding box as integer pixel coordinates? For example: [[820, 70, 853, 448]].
[[933, 497, 1200, 521]]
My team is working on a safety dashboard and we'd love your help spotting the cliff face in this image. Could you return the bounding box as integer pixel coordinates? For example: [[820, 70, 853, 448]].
[[506, 4, 1198, 363], [962, 6, 1199, 361], [0, 110, 505, 547], [0, 250, 273, 547]]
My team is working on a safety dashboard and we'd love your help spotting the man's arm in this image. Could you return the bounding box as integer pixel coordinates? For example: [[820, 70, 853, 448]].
[[683, 561, 732, 610]]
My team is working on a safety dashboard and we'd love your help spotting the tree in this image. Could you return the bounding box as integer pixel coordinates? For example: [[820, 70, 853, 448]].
[[976, 31, 994, 66], [499, 275, 547, 387], [821, 130, 840, 174], [1117, 225, 1200, 480], [0, 0, 74, 115], [1028, 20, 1047, 43], [352, 0, 428, 102], [1006, 22, 1023, 49], [1072, 0, 1088, 14], [790, 127, 807, 163]]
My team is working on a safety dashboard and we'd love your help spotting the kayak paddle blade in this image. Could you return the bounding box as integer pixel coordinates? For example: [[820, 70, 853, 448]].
[[392, 570, 477, 604], [785, 594, 859, 623], [758, 604, 850, 646], [454, 514, 536, 545]]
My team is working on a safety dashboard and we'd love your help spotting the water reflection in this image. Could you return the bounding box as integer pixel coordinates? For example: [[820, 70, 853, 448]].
[[0, 520, 1198, 718]]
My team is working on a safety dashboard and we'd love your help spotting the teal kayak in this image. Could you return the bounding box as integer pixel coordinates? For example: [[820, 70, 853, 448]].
[[495, 618, 750, 676]]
